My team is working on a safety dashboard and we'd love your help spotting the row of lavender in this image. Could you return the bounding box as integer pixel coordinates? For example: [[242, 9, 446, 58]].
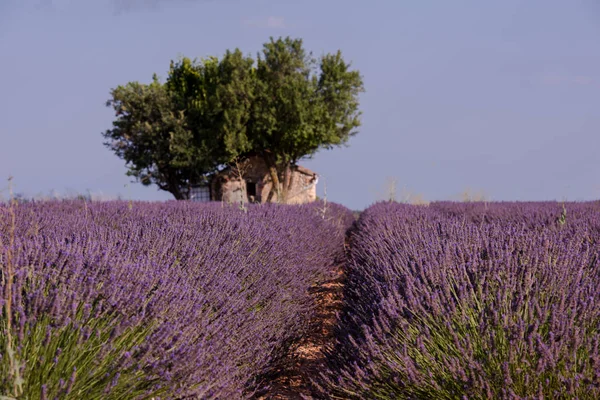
[[0, 200, 353, 399], [321, 201, 600, 399]]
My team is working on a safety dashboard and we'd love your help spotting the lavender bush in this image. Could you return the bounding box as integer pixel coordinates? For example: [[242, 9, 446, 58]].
[[0, 200, 352, 399], [321, 201, 600, 399]]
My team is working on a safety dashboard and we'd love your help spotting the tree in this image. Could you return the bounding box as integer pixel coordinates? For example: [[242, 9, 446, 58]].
[[249, 37, 364, 202], [103, 36, 364, 202], [103, 52, 254, 200], [103, 77, 207, 200], [165, 49, 256, 163]]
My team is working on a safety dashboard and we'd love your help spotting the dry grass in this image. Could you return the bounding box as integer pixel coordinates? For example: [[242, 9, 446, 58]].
[[457, 187, 490, 202], [375, 178, 493, 206]]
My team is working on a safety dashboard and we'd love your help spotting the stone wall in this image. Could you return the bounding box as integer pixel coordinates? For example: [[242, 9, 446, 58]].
[[210, 157, 317, 204]]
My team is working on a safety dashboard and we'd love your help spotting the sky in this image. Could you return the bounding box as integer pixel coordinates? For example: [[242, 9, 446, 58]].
[[1, 0, 599, 210]]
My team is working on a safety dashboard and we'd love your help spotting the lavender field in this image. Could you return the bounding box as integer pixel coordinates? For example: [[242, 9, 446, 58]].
[[0, 200, 352, 398], [2, 200, 600, 399], [320, 201, 600, 399]]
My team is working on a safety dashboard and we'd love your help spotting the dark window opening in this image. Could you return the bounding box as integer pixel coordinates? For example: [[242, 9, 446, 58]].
[[246, 181, 257, 202]]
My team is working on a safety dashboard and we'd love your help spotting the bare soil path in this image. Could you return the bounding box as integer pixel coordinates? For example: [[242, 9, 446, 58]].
[[256, 261, 346, 399]]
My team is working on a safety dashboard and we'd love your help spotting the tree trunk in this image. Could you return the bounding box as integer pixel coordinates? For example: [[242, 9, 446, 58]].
[[263, 153, 282, 203], [166, 181, 189, 200], [267, 164, 281, 203], [170, 190, 188, 200], [281, 163, 293, 203]]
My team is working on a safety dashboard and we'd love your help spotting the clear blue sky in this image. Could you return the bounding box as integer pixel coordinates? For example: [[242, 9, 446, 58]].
[[1, 0, 599, 210]]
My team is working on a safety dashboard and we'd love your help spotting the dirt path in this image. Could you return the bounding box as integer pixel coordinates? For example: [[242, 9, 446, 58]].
[[256, 263, 346, 399]]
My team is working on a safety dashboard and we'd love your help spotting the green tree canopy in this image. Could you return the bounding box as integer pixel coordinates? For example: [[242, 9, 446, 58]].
[[103, 36, 364, 202], [103, 76, 202, 200]]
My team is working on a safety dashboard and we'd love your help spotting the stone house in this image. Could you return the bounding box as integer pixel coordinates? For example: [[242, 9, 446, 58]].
[[189, 156, 318, 204]]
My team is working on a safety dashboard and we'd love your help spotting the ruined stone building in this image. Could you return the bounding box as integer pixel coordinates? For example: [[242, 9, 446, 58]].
[[189, 156, 318, 204]]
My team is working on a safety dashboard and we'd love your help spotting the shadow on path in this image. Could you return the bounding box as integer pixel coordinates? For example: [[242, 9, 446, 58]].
[[256, 263, 346, 399]]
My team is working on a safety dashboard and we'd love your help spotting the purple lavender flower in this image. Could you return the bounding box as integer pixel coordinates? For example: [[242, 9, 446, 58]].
[[1, 199, 352, 398], [320, 201, 600, 399]]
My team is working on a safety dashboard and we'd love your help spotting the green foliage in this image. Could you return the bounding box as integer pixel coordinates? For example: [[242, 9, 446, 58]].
[[102, 78, 207, 200], [364, 274, 599, 399], [166, 50, 255, 166], [249, 37, 364, 201], [103, 36, 364, 202], [0, 284, 165, 399]]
